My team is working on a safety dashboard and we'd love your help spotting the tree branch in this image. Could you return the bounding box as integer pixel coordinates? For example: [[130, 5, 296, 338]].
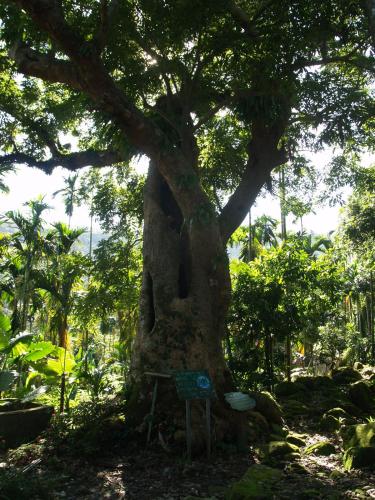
[[293, 52, 375, 74], [7, 0, 215, 223], [9, 43, 82, 90], [227, 0, 259, 38], [362, 0, 375, 50], [219, 121, 288, 242], [94, 0, 120, 53], [0, 150, 123, 175], [8, 0, 156, 154]]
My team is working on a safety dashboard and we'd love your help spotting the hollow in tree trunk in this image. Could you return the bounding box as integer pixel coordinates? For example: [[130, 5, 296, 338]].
[[128, 165, 248, 451]]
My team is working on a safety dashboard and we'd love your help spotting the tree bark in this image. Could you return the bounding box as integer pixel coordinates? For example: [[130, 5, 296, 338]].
[[128, 164, 247, 451]]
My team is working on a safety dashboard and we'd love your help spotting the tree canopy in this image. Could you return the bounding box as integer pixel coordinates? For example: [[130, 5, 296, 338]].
[[0, 0, 373, 242]]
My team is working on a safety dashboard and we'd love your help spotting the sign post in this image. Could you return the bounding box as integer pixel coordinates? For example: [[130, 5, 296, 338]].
[[174, 370, 215, 461]]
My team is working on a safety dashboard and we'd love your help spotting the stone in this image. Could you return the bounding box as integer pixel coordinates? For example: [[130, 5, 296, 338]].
[[332, 367, 362, 385], [304, 441, 336, 456], [282, 399, 309, 417], [285, 462, 308, 474], [266, 440, 300, 458], [274, 381, 305, 397], [348, 381, 374, 412], [326, 407, 351, 419], [329, 469, 345, 479], [225, 464, 283, 499], [342, 422, 375, 471], [270, 423, 288, 438], [247, 411, 270, 434], [250, 392, 283, 425], [293, 376, 316, 389], [320, 414, 340, 432]]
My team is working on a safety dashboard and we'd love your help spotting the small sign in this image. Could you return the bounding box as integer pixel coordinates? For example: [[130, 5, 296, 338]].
[[174, 370, 215, 400]]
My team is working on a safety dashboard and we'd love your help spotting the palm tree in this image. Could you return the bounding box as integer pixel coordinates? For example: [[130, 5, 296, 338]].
[[240, 215, 279, 261], [297, 232, 333, 258], [53, 174, 79, 227], [33, 223, 86, 412], [4, 197, 50, 332]]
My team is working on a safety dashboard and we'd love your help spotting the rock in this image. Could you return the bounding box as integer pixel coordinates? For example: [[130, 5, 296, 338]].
[[247, 411, 270, 434], [286, 432, 307, 447], [343, 446, 375, 471], [348, 381, 374, 412], [342, 422, 375, 471], [320, 407, 357, 431], [293, 376, 316, 389], [332, 366, 362, 385], [250, 392, 283, 425], [329, 469, 345, 479], [295, 376, 334, 391], [326, 407, 351, 419], [270, 423, 288, 438], [266, 440, 300, 458], [304, 441, 336, 456], [320, 414, 340, 432], [225, 464, 283, 499], [285, 462, 308, 474], [282, 399, 309, 417], [274, 381, 305, 397]]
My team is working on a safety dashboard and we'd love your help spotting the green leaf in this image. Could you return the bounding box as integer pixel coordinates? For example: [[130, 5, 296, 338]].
[[5, 331, 34, 350], [0, 370, 18, 391], [0, 313, 10, 334], [25, 370, 45, 388], [11, 342, 29, 357], [46, 348, 76, 376], [21, 385, 48, 403], [24, 341, 55, 362]]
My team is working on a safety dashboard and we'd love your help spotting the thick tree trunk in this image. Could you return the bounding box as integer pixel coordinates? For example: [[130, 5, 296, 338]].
[[128, 165, 247, 451]]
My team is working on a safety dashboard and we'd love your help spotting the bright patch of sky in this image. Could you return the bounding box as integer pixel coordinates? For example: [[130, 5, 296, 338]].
[[1, 149, 373, 237]]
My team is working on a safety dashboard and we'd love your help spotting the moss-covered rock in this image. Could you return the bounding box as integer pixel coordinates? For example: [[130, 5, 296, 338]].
[[343, 446, 375, 471], [251, 392, 283, 425], [247, 411, 270, 434], [295, 375, 335, 391], [225, 464, 283, 499], [332, 367, 362, 385], [270, 423, 288, 438], [326, 407, 351, 419], [286, 432, 307, 447], [342, 422, 375, 471], [348, 381, 374, 412], [320, 414, 340, 432], [304, 441, 336, 456], [274, 381, 305, 397], [282, 399, 309, 417], [266, 440, 300, 458]]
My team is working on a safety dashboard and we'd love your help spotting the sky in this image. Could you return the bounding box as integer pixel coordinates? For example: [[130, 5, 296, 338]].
[[1, 150, 373, 237]]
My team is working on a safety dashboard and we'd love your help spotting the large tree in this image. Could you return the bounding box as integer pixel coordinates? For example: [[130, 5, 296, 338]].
[[0, 0, 373, 443]]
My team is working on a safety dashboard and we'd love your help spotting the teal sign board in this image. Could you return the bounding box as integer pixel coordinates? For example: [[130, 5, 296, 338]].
[[174, 370, 215, 400]]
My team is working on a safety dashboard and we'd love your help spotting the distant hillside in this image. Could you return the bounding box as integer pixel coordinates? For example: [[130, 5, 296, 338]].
[[0, 223, 106, 255]]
